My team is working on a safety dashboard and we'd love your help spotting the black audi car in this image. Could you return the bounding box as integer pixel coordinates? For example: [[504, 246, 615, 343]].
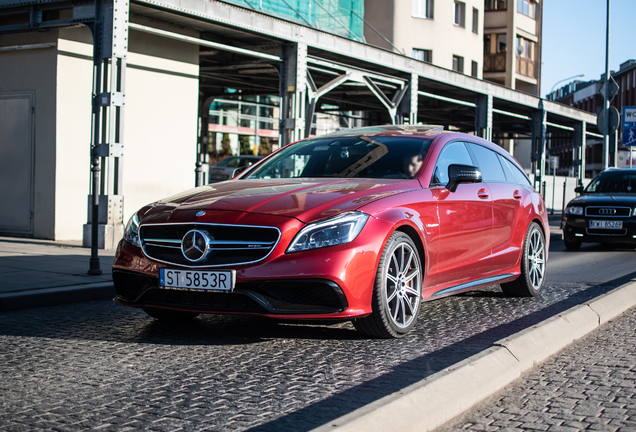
[[562, 168, 636, 250]]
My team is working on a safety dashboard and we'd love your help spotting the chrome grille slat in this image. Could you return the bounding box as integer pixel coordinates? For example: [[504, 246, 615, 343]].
[[585, 206, 632, 217], [139, 222, 281, 268]]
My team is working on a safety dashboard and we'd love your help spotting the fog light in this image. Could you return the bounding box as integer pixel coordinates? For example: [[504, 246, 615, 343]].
[[575, 233, 584, 237]]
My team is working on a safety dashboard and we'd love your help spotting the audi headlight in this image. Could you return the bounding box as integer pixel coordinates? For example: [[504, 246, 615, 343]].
[[287, 211, 369, 253], [567, 206, 583, 215], [123, 212, 141, 248]]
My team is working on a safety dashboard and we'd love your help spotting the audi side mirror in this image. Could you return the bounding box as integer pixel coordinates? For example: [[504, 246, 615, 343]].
[[574, 186, 584, 194], [446, 164, 482, 193]]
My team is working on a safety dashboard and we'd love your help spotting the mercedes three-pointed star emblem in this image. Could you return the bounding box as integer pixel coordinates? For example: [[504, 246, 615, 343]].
[[181, 229, 211, 262]]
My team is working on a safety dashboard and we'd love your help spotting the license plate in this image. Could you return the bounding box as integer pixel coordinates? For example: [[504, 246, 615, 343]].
[[159, 269, 235, 291], [590, 220, 623, 229]]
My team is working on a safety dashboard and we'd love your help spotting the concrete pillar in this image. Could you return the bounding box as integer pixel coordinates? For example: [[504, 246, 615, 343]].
[[573, 121, 586, 185], [279, 43, 308, 146], [475, 94, 493, 141]]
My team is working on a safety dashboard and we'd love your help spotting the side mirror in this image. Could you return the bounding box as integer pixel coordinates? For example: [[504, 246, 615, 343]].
[[446, 164, 482, 193], [232, 166, 249, 178], [574, 186, 584, 194]]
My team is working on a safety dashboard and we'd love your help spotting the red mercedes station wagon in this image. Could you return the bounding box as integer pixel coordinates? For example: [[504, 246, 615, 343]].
[[113, 125, 549, 338]]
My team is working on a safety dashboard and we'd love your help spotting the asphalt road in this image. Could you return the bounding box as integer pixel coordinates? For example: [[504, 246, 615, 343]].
[[1, 237, 635, 432]]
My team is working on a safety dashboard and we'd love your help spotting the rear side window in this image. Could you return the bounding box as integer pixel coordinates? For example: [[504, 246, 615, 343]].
[[468, 143, 506, 182], [499, 156, 532, 187]]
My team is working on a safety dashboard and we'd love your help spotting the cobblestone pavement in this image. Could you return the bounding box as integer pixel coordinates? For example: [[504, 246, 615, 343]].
[[437, 306, 636, 432], [1, 274, 633, 432]]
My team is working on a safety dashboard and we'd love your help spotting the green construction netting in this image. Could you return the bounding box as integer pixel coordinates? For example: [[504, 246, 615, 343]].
[[220, 0, 365, 41]]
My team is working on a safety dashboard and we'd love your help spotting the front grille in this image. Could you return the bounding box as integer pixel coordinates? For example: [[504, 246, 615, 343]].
[[141, 289, 267, 313], [139, 223, 280, 267], [585, 206, 632, 217]]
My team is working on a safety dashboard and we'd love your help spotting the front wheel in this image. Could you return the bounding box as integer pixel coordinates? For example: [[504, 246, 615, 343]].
[[353, 232, 423, 338], [501, 222, 546, 297]]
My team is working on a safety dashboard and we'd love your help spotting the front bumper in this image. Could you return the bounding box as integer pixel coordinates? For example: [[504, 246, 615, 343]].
[[113, 269, 349, 315], [562, 215, 636, 245]]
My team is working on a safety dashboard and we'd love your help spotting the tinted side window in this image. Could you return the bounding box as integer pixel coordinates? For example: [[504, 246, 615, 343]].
[[468, 143, 506, 182], [497, 154, 517, 183], [500, 156, 532, 187], [431, 141, 474, 186]]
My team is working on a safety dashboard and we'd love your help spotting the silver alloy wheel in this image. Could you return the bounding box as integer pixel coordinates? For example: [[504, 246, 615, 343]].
[[527, 227, 546, 290], [384, 241, 421, 329]]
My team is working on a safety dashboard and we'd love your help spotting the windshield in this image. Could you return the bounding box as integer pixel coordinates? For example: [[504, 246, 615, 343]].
[[246, 136, 432, 179], [586, 171, 636, 193]]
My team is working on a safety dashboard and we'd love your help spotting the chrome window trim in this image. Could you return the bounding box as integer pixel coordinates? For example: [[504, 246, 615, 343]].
[[139, 222, 282, 268]]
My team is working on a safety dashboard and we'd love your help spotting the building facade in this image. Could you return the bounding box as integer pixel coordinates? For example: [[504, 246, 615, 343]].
[[549, 59, 636, 178]]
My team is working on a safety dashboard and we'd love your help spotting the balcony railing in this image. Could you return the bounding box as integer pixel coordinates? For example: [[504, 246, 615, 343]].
[[516, 56, 536, 78], [484, 53, 506, 72]]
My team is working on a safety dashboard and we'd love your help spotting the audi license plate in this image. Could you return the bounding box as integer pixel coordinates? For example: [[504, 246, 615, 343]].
[[159, 269, 235, 292], [590, 220, 623, 229]]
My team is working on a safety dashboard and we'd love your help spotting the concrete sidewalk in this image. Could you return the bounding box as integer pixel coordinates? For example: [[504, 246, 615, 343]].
[[0, 236, 116, 312]]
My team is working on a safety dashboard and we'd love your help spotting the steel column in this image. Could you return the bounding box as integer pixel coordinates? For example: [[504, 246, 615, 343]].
[[85, 0, 128, 264], [475, 94, 493, 141], [279, 43, 308, 147], [573, 121, 586, 185], [531, 105, 547, 190]]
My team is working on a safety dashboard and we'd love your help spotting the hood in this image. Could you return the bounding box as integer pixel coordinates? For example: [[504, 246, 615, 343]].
[[144, 178, 419, 223], [569, 193, 636, 207]]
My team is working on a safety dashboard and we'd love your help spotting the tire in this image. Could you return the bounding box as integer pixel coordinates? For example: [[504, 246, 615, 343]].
[[143, 307, 199, 322], [563, 239, 581, 250], [501, 222, 546, 297], [353, 232, 423, 338]]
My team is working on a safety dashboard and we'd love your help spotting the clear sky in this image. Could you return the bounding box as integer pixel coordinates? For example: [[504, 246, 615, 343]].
[[540, 0, 633, 98]]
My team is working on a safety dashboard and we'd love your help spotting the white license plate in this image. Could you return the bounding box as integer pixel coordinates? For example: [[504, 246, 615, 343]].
[[590, 220, 623, 229], [159, 269, 235, 291]]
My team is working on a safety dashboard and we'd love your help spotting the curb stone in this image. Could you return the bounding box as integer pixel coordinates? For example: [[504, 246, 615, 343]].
[[311, 279, 636, 432]]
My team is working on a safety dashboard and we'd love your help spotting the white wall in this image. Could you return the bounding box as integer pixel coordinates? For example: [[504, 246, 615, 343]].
[[55, 30, 94, 240], [123, 29, 200, 224]]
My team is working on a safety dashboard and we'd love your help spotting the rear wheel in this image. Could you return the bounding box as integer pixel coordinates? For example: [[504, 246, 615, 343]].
[[143, 307, 199, 322], [563, 239, 581, 250], [501, 222, 546, 297], [353, 232, 422, 338]]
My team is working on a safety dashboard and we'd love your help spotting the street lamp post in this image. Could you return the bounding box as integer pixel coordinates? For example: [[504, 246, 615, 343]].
[[549, 74, 585, 100]]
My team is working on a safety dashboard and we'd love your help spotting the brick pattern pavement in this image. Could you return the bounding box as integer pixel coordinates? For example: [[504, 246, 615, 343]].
[[438, 306, 636, 432], [0, 280, 627, 432]]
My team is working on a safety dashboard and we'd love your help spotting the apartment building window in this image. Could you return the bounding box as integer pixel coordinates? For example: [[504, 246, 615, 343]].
[[472, 8, 478, 33], [454, 1, 465, 27], [413, 0, 434, 18], [516, 36, 535, 77], [471, 60, 478, 77], [484, 34, 507, 72], [517, 0, 536, 19], [485, 0, 507, 10], [412, 48, 432, 63], [453, 55, 464, 73]]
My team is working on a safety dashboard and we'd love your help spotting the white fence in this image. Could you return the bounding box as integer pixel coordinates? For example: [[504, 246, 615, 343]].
[[529, 175, 590, 214]]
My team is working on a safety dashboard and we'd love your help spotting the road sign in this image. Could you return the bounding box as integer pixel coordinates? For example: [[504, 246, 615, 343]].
[[623, 107, 636, 128], [599, 76, 619, 101], [623, 127, 636, 146], [597, 105, 620, 135]]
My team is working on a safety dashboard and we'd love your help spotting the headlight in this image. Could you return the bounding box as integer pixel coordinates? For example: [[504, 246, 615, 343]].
[[287, 211, 369, 253], [567, 206, 583, 215], [123, 212, 141, 248]]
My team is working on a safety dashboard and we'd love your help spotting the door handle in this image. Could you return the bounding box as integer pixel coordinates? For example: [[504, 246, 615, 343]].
[[513, 190, 522, 200], [477, 188, 489, 199]]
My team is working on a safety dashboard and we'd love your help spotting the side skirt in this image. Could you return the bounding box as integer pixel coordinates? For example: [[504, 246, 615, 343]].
[[431, 274, 515, 298]]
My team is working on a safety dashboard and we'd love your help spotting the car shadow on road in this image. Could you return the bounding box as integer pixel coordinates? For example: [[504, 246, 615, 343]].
[[244, 270, 636, 432]]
